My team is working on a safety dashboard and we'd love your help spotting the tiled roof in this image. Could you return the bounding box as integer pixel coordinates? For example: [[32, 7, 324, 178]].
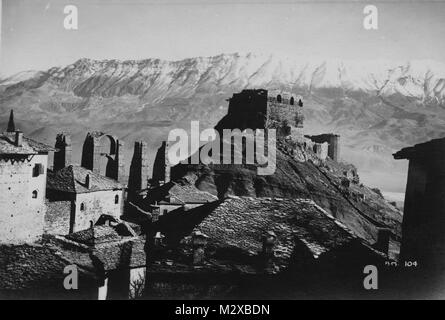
[[91, 239, 146, 271], [160, 196, 385, 272], [65, 224, 146, 271], [66, 225, 123, 246], [195, 197, 358, 261], [0, 132, 55, 155], [394, 137, 445, 160], [0, 244, 91, 291], [147, 181, 218, 205], [47, 165, 123, 193]]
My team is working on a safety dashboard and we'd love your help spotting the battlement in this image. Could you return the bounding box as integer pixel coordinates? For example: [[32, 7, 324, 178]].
[[267, 89, 303, 107], [226, 89, 304, 130]]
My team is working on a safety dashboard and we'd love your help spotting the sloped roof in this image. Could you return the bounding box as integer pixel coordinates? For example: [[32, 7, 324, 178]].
[[146, 181, 218, 205], [63, 224, 146, 271], [394, 137, 445, 160], [151, 196, 386, 276], [47, 165, 123, 193], [192, 197, 359, 262], [0, 244, 92, 291], [0, 132, 55, 155], [167, 182, 218, 204], [66, 225, 122, 246], [91, 239, 146, 271]]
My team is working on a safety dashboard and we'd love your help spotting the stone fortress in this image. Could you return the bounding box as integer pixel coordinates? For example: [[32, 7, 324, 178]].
[[216, 89, 339, 163]]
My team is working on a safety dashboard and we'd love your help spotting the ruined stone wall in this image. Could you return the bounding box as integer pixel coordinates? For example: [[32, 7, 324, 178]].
[[266, 100, 302, 129], [152, 141, 171, 184], [0, 154, 48, 244], [307, 134, 340, 162], [74, 189, 124, 232], [128, 141, 149, 200], [81, 132, 126, 183], [54, 133, 72, 171]]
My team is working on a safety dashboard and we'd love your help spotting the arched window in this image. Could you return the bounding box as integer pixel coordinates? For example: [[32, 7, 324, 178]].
[[80, 203, 86, 211], [277, 95, 282, 103], [290, 97, 295, 105], [32, 190, 38, 199], [115, 195, 119, 204], [298, 99, 303, 107]]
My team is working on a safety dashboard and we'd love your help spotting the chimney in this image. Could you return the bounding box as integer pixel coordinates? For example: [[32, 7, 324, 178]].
[[154, 231, 165, 247], [85, 174, 91, 189], [261, 231, 277, 270], [15, 130, 23, 147], [54, 133, 72, 171], [375, 228, 391, 255], [151, 206, 160, 223], [192, 231, 208, 265], [262, 231, 277, 257]]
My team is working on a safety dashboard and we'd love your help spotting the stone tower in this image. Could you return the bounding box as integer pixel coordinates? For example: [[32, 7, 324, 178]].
[[128, 141, 150, 200], [152, 141, 170, 185], [54, 133, 72, 171]]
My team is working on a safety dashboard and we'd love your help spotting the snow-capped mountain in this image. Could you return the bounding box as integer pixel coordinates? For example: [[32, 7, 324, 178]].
[[5, 53, 445, 100], [1, 52, 445, 193]]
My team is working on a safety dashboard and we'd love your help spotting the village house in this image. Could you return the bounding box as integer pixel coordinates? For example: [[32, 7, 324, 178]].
[[394, 137, 445, 270], [0, 218, 147, 300], [46, 165, 125, 234], [0, 110, 55, 244]]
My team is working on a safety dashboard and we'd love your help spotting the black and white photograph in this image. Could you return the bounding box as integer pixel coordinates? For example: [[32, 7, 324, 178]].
[[0, 0, 445, 304]]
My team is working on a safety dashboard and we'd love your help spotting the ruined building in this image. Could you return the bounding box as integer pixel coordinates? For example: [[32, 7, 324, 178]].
[[0, 110, 55, 244], [46, 133, 125, 234], [394, 137, 445, 269], [54, 133, 72, 171], [127, 141, 150, 202], [81, 132, 125, 183], [306, 134, 340, 162], [216, 89, 340, 162], [218, 89, 304, 133], [151, 141, 171, 186]]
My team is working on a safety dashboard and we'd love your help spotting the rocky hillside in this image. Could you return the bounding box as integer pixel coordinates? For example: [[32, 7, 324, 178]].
[[171, 131, 402, 246], [1, 53, 445, 195]]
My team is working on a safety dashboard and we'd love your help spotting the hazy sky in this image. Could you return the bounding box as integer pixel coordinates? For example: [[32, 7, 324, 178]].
[[1, 0, 445, 76]]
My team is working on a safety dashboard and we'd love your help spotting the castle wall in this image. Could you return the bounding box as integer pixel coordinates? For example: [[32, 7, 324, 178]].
[[0, 154, 48, 244], [266, 99, 303, 129], [73, 189, 124, 232]]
